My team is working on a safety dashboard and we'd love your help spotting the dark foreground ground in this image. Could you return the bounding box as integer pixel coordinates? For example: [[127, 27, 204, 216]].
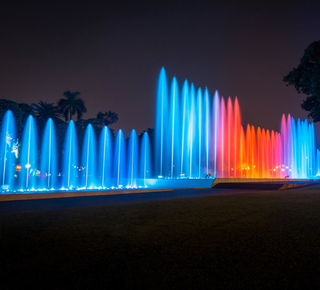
[[1, 185, 320, 289]]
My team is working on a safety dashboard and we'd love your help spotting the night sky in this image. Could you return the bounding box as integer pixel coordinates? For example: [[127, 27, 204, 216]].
[[1, 0, 320, 138]]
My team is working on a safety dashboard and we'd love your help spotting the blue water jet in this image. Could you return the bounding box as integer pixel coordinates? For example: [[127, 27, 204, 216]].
[[155, 67, 169, 177], [188, 83, 196, 177], [204, 88, 211, 175], [114, 129, 126, 188], [170, 76, 180, 178], [212, 91, 220, 177], [99, 126, 113, 188], [180, 79, 189, 178], [127, 129, 138, 188], [196, 87, 203, 178], [62, 120, 78, 189], [40, 118, 57, 189], [140, 132, 152, 184], [20, 115, 38, 190], [0, 110, 17, 190], [81, 124, 96, 188]]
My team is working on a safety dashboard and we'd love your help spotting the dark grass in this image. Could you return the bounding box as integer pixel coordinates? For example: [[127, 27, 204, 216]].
[[1, 186, 320, 289]]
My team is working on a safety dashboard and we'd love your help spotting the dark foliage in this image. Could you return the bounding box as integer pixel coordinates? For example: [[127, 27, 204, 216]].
[[283, 40, 320, 122], [57, 91, 87, 121], [32, 101, 62, 123], [1, 98, 119, 171], [32, 101, 64, 136], [97, 111, 118, 126]]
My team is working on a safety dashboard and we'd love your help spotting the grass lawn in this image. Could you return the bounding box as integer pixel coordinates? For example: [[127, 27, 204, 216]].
[[1, 185, 320, 289]]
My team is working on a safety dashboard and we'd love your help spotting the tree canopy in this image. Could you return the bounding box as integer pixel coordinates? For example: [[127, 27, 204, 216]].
[[57, 90, 87, 121], [1, 91, 123, 152], [97, 111, 118, 126], [283, 40, 320, 122], [32, 101, 62, 124]]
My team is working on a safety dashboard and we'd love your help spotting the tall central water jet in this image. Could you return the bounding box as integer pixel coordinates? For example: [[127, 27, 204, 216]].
[[155, 67, 168, 177], [180, 79, 189, 177], [211, 91, 219, 177], [170, 77, 180, 178], [189, 83, 196, 177], [196, 88, 203, 178], [204, 88, 211, 175]]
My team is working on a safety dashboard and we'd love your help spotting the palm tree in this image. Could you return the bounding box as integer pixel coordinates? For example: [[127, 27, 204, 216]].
[[57, 91, 87, 121], [97, 111, 119, 126], [32, 101, 62, 123]]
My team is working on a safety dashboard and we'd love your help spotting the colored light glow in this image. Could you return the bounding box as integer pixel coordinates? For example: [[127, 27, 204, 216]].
[[155, 68, 319, 179], [1, 68, 320, 194]]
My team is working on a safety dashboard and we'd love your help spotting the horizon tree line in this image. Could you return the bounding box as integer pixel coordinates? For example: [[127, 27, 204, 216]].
[[0, 91, 119, 159], [31, 90, 118, 126], [0, 90, 153, 153]]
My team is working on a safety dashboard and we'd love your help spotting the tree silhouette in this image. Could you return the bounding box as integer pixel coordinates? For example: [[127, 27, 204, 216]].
[[57, 91, 87, 121], [283, 40, 320, 122], [97, 111, 118, 126], [32, 101, 62, 123]]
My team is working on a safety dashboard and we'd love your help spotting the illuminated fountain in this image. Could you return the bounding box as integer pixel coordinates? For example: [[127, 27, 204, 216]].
[[0, 114, 153, 191], [154, 67, 319, 179], [20, 116, 38, 190], [140, 131, 152, 185], [128, 129, 138, 188], [1, 67, 320, 193], [99, 126, 113, 188], [0, 110, 16, 190], [62, 120, 78, 189], [40, 118, 57, 189], [114, 129, 126, 188], [81, 124, 96, 188]]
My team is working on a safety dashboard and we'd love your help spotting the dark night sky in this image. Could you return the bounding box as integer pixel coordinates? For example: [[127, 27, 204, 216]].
[[0, 0, 320, 138]]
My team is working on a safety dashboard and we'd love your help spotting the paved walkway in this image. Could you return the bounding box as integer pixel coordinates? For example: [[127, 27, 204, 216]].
[[0, 187, 255, 215]]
